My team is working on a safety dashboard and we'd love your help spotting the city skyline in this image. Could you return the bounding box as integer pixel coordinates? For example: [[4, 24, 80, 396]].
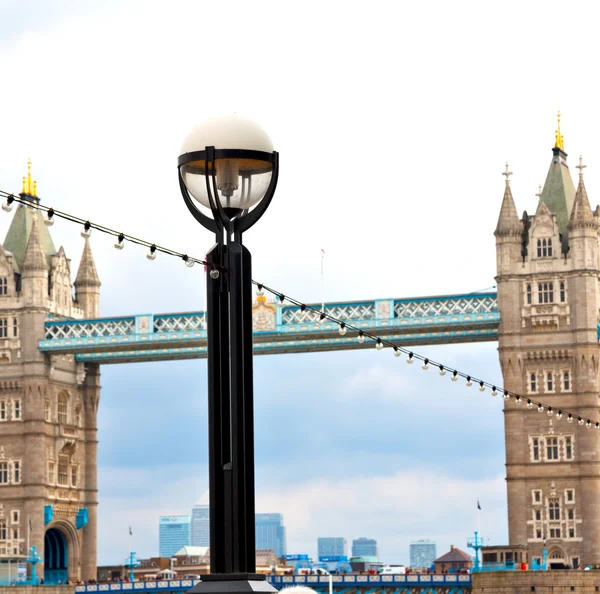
[[4, 0, 600, 568]]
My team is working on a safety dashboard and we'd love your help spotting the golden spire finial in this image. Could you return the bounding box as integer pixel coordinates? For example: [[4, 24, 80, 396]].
[[554, 111, 565, 151], [21, 158, 37, 197]]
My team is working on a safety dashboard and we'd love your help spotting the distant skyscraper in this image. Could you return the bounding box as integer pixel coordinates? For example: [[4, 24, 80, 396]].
[[255, 513, 286, 557], [191, 492, 210, 546], [352, 537, 378, 558], [318, 537, 347, 559], [159, 516, 191, 557], [410, 540, 437, 569]]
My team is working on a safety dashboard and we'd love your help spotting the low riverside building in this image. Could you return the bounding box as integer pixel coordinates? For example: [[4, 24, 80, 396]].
[[481, 545, 529, 569], [433, 545, 472, 574]]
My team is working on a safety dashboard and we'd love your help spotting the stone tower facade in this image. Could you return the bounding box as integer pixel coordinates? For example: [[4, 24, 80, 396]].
[[495, 125, 600, 568], [0, 164, 100, 582]]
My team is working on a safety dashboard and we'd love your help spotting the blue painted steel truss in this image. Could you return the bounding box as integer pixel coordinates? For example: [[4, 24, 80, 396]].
[[40, 293, 499, 364]]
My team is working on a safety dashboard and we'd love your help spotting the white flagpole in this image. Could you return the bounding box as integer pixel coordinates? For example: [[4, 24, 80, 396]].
[[320, 249, 325, 313]]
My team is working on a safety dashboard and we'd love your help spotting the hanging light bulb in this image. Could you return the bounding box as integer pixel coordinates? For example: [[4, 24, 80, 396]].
[[491, 386, 498, 397], [183, 255, 194, 268], [376, 339, 384, 351], [586, 420, 592, 429], [279, 294, 285, 304], [209, 269, 220, 279], [596, 422, 599, 430], [527, 400, 533, 409], [479, 382, 485, 392], [338, 323, 347, 336], [439, 365, 446, 376], [567, 414, 574, 423], [81, 221, 92, 238], [114, 233, 125, 250], [147, 245, 157, 261], [578, 417, 585, 426], [422, 358, 429, 370], [394, 347, 401, 358], [547, 407, 553, 417], [44, 208, 55, 227], [538, 404, 544, 413], [515, 395, 522, 404], [556, 410, 563, 420], [466, 376, 472, 387], [299, 304, 306, 312], [407, 352, 414, 364], [1, 195, 14, 213], [318, 313, 326, 325], [451, 371, 458, 382], [357, 331, 365, 344], [503, 392, 510, 401]]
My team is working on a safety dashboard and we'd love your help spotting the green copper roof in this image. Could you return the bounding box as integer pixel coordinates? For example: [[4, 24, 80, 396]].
[[537, 148, 576, 250], [3, 202, 56, 271]]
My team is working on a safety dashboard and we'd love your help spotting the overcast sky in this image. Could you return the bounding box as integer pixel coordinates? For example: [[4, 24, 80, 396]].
[[1, 0, 600, 567]]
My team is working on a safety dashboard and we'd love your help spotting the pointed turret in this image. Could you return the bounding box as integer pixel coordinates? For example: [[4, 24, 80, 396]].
[[21, 215, 48, 307], [568, 156, 596, 229], [537, 112, 577, 249], [75, 239, 101, 318], [22, 215, 48, 272], [495, 163, 521, 236]]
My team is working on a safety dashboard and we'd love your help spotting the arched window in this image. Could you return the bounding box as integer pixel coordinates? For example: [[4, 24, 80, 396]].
[[530, 373, 537, 392], [0, 521, 7, 540], [548, 238, 553, 257], [537, 239, 542, 258], [549, 500, 560, 520], [547, 371, 554, 392], [0, 278, 7, 295], [526, 284, 532, 305], [57, 392, 69, 425], [547, 437, 559, 460], [560, 281, 566, 302], [550, 550, 563, 559]]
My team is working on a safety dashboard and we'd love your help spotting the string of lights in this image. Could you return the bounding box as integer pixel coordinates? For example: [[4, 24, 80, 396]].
[[2, 187, 599, 429]]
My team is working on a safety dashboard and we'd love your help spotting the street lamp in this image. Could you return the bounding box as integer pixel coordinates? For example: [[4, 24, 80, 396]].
[[178, 115, 279, 593]]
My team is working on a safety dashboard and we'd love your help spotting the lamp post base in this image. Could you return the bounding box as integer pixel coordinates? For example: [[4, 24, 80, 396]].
[[188, 573, 278, 594]]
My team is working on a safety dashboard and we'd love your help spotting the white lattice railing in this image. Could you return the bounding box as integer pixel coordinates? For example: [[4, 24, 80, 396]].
[[394, 295, 497, 318], [282, 303, 376, 325], [154, 314, 205, 332], [45, 318, 135, 340]]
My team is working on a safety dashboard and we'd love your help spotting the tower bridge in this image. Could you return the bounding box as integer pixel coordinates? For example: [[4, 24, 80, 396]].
[[1, 119, 600, 584]]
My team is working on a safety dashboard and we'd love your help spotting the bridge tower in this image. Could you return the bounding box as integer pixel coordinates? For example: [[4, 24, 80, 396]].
[[495, 117, 600, 568], [0, 162, 100, 583]]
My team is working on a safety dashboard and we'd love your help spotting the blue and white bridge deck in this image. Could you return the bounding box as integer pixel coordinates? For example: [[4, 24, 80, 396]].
[[41, 292, 499, 364], [73, 574, 472, 593]]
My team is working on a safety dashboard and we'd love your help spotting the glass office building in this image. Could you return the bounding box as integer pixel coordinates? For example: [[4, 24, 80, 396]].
[[255, 513, 286, 557], [352, 537, 378, 558], [409, 540, 437, 569], [159, 516, 191, 557], [191, 504, 210, 547], [318, 537, 347, 559]]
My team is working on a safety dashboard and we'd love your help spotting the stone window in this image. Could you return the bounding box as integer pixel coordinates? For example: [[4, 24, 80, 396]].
[[526, 284, 532, 305], [566, 489, 574, 503], [569, 528, 575, 538], [0, 278, 7, 295], [47, 462, 55, 484], [12, 319, 17, 338], [546, 438, 559, 461], [545, 371, 554, 392], [560, 281, 566, 302], [529, 372, 537, 393], [0, 319, 7, 338], [12, 461, 20, 484], [71, 466, 78, 488], [533, 490, 542, 504], [0, 462, 8, 484], [535, 510, 541, 521], [565, 437, 573, 460], [0, 401, 7, 422], [12, 399, 21, 421], [57, 456, 68, 486], [10, 511, 18, 524], [0, 521, 7, 540], [11, 528, 17, 541], [538, 282, 554, 304], [549, 527, 561, 538], [568, 509, 574, 520], [532, 438, 540, 461], [537, 238, 553, 258], [549, 500, 560, 520], [562, 370, 571, 392], [536, 528, 542, 539], [57, 392, 69, 425]]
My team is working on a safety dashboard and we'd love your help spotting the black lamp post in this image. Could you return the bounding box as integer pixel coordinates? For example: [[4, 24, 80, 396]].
[[178, 115, 279, 593]]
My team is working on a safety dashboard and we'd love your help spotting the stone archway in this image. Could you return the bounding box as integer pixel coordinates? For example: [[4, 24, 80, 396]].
[[548, 546, 567, 569], [44, 519, 81, 584]]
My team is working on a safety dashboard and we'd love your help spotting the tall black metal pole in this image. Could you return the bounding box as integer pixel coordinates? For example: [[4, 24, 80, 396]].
[[205, 240, 257, 576]]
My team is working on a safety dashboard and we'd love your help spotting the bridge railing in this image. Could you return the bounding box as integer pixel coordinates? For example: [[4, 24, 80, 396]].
[[73, 574, 472, 592]]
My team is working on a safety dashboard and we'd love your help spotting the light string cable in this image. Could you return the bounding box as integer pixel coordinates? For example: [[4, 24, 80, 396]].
[[0, 190, 215, 271], [1, 188, 598, 429]]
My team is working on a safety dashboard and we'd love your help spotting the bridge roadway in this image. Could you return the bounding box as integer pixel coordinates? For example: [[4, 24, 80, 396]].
[[40, 292, 498, 364], [73, 574, 472, 593]]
